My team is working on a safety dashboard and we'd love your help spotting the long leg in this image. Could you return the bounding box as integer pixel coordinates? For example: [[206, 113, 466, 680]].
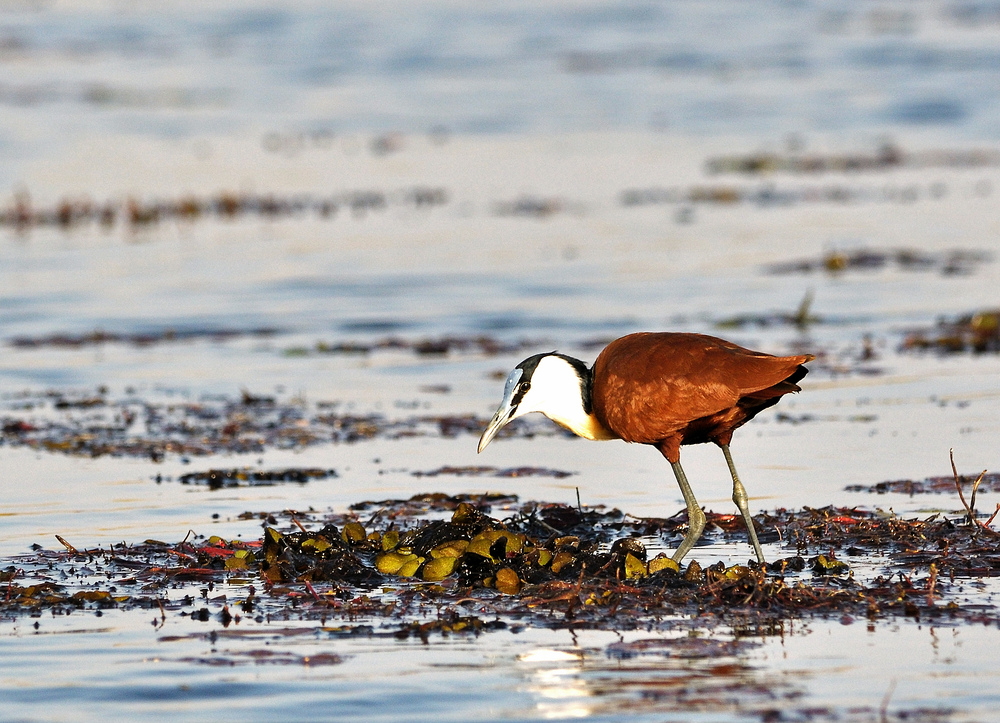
[[669, 460, 707, 564], [721, 444, 765, 564]]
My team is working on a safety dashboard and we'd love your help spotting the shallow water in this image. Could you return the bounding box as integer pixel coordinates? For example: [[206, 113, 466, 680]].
[[3, 2, 1000, 721]]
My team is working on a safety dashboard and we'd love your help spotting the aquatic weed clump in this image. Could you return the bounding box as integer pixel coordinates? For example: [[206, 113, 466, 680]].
[[901, 309, 1000, 353], [4, 493, 1000, 636], [249, 496, 1000, 629]]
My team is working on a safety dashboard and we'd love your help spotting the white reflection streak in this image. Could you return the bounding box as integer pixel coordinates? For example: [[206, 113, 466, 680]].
[[518, 649, 592, 719]]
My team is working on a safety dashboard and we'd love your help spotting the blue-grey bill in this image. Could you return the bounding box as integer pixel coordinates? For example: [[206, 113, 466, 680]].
[[477, 368, 522, 453], [478, 402, 516, 453]]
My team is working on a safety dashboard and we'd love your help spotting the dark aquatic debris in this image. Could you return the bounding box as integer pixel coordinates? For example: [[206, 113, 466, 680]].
[[900, 309, 1000, 354], [411, 465, 575, 479], [8, 327, 280, 349], [348, 492, 521, 515], [0, 186, 447, 232], [705, 144, 1000, 176], [4, 329, 548, 360], [284, 335, 544, 358], [716, 289, 819, 330], [178, 649, 344, 667], [5, 496, 1000, 636], [766, 248, 990, 276], [173, 467, 337, 490], [847, 473, 1000, 496], [493, 196, 565, 218], [0, 390, 561, 460], [618, 180, 983, 212], [713, 293, 884, 379]]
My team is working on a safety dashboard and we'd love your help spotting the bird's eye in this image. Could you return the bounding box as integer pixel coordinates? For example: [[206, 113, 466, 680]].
[[518, 382, 530, 393]]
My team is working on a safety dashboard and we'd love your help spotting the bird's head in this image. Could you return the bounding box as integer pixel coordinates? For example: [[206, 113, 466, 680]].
[[478, 352, 598, 453]]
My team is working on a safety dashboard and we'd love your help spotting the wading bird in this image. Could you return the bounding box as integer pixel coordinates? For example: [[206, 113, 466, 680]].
[[478, 332, 813, 564]]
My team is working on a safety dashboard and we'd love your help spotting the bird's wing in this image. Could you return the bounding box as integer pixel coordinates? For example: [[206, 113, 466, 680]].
[[592, 333, 807, 443]]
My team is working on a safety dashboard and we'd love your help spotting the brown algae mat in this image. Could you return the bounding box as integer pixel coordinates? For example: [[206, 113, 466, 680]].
[[4, 487, 1000, 640]]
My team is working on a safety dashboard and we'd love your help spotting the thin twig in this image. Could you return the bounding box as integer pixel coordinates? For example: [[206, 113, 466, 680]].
[[5, 568, 22, 602], [951, 448, 976, 525], [535, 516, 563, 536], [950, 449, 1000, 537], [55, 535, 79, 555], [290, 515, 308, 534], [879, 678, 897, 723], [970, 468, 987, 517], [303, 579, 321, 603], [926, 563, 938, 607]]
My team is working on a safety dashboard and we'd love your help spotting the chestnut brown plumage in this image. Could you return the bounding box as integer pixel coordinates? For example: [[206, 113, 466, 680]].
[[478, 332, 813, 564]]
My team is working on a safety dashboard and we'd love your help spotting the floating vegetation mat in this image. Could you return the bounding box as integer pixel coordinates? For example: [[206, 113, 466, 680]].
[[8, 327, 280, 349], [0, 391, 560, 459], [901, 309, 1000, 354], [705, 144, 1000, 175], [0, 186, 447, 231], [409, 465, 574, 479], [173, 468, 338, 490], [283, 334, 543, 357], [158, 466, 572, 490], [7, 329, 540, 356], [4, 494, 1000, 639], [765, 248, 989, 276], [848, 473, 1000, 496]]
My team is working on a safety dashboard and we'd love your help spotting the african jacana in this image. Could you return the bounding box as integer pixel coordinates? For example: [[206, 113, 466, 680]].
[[478, 332, 813, 564]]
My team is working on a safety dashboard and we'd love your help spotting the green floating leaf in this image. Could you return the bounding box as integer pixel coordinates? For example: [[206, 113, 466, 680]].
[[814, 555, 850, 575], [550, 551, 574, 573], [301, 537, 331, 552], [225, 555, 249, 570], [451, 502, 478, 524], [376, 552, 416, 575], [624, 553, 647, 579], [430, 540, 469, 559], [398, 555, 425, 578], [725, 564, 751, 581], [422, 556, 458, 581], [649, 555, 679, 574], [71, 590, 112, 602], [341, 522, 366, 544], [467, 533, 497, 562], [382, 530, 399, 552], [495, 567, 521, 595]]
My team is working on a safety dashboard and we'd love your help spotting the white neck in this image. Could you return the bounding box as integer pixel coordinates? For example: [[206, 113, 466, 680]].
[[516, 356, 618, 441]]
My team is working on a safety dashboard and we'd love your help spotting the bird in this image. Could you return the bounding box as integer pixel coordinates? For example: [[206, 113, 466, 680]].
[[477, 332, 813, 565]]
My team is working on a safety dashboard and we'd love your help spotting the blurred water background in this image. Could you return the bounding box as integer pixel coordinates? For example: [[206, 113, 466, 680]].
[[3, 2, 1000, 721]]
